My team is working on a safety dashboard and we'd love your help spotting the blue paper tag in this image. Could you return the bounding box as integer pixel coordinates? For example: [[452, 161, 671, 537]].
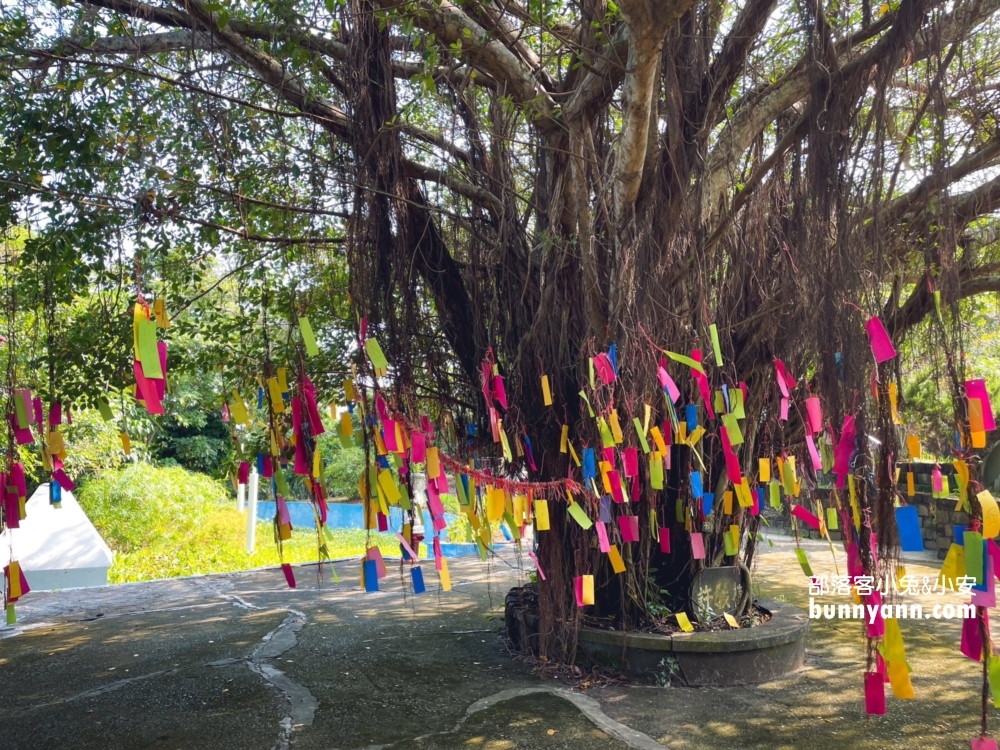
[[363, 560, 380, 592], [411, 566, 426, 594]]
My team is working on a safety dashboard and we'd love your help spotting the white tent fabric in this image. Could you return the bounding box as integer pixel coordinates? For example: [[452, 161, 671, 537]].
[[1, 483, 114, 590]]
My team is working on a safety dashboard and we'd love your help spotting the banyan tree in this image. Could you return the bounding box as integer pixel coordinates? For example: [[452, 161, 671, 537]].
[[4, 0, 1000, 723]]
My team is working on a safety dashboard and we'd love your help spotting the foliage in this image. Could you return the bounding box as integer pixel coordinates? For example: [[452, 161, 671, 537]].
[[318, 433, 366, 499], [77, 463, 232, 554], [109, 518, 400, 584], [78, 462, 402, 582], [900, 295, 1000, 454], [3, 0, 1000, 661], [62, 408, 145, 479]]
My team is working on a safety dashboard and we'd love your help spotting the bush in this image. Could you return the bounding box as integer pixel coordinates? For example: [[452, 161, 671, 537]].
[[77, 463, 230, 553], [78, 462, 406, 583]]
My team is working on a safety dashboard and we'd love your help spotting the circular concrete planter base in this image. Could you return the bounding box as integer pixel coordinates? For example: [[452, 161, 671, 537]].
[[505, 591, 808, 687]]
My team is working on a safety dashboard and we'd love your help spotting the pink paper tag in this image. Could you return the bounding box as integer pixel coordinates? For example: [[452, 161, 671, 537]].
[[528, 551, 546, 580], [864, 671, 886, 715], [972, 738, 999, 750], [433, 537, 443, 570], [967, 379, 997, 431], [367, 546, 388, 578], [383, 419, 398, 452], [574, 576, 585, 607], [410, 431, 426, 463], [658, 366, 680, 403], [804, 397, 823, 433], [596, 522, 610, 552], [774, 360, 790, 398], [623, 447, 639, 478], [618, 515, 639, 543], [690, 532, 705, 559], [609, 470, 625, 504], [493, 374, 508, 409], [865, 316, 897, 363], [780, 397, 789, 421], [961, 614, 985, 662], [281, 563, 297, 589], [427, 495, 445, 518], [791, 504, 820, 530], [806, 434, 823, 471], [8, 414, 33, 445], [659, 529, 671, 553], [932, 467, 943, 493], [395, 532, 419, 559], [52, 469, 75, 492], [594, 353, 616, 385]]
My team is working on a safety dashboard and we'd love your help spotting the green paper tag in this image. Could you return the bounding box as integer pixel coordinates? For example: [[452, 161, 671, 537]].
[[299, 317, 320, 357], [97, 398, 114, 421], [5, 604, 14, 625], [795, 547, 813, 577], [649, 455, 664, 490], [730, 388, 745, 419], [566, 501, 593, 530], [965, 531, 985, 586], [137, 318, 163, 380], [633, 418, 651, 454], [14, 397, 28, 429], [665, 350, 704, 374], [709, 323, 723, 367], [365, 338, 389, 369], [274, 466, 291, 497], [598, 417, 615, 449], [989, 656, 1000, 708], [769, 481, 782, 509], [722, 414, 743, 446], [724, 530, 738, 556]]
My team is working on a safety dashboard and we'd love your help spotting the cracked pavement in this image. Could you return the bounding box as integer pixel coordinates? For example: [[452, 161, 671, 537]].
[[0, 539, 995, 749]]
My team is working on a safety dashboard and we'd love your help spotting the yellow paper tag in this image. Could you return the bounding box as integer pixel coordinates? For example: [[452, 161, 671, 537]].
[[608, 545, 626, 574], [724, 613, 740, 628], [534, 499, 550, 531], [541, 375, 552, 406], [978, 490, 1000, 539], [439, 557, 452, 591], [267, 377, 285, 413], [675, 612, 694, 632]]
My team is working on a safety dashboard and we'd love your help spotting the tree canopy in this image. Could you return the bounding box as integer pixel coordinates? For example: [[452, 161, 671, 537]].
[[4, 0, 1000, 689]]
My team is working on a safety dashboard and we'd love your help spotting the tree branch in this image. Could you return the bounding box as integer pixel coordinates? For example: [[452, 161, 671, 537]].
[[372, 0, 557, 122], [612, 0, 695, 219]]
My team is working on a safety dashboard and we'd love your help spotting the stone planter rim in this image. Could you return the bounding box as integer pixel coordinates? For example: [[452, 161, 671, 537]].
[[572, 599, 807, 654]]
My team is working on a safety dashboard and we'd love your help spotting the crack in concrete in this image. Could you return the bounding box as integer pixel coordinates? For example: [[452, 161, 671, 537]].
[[34, 669, 181, 708], [244, 607, 318, 750], [359, 686, 664, 750]]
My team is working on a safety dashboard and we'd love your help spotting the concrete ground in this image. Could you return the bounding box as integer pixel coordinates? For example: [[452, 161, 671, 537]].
[[0, 534, 995, 749]]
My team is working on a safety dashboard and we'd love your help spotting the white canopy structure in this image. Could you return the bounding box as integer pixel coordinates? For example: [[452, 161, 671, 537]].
[[1, 483, 114, 590]]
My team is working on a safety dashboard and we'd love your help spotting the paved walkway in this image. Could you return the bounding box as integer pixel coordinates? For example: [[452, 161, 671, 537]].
[[0, 534, 994, 749]]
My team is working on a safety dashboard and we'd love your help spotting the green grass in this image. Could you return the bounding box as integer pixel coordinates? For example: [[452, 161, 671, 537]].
[[78, 463, 404, 583]]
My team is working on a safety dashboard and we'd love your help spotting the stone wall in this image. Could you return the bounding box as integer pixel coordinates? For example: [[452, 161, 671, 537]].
[[761, 462, 961, 558]]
